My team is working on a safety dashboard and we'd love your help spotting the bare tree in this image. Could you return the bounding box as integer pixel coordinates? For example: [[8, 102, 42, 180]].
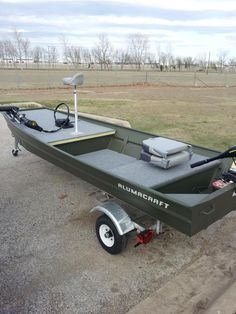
[[47, 45, 58, 67], [92, 34, 113, 70], [217, 49, 228, 72], [156, 44, 162, 66], [81, 47, 93, 68], [32, 46, 45, 67], [3, 39, 17, 65], [175, 57, 183, 71], [13, 29, 24, 62], [229, 58, 236, 66], [60, 34, 86, 66], [22, 38, 31, 67], [156, 44, 171, 71], [196, 53, 207, 71], [229, 58, 236, 71], [210, 61, 218, 72], [114, 49, 131, 70], [183, 56, 194, 71], [0, 40, 14, 66], [128, 33, 149, 70], [66, 46, 82, 66], [11, 29, 31, 68], [0, 41, 4, 65], [159, 54, 167, 71], [165, 44, 175, 71], [147, 53, 158, 69], [59, 34, 69, 63]]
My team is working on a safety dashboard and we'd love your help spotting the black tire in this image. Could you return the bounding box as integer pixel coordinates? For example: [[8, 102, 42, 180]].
[[12, 149, 18, 157], [95, 214, 127, 255]]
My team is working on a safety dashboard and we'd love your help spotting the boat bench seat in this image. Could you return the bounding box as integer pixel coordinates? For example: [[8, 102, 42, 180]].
[[76, 149, 220, 188]]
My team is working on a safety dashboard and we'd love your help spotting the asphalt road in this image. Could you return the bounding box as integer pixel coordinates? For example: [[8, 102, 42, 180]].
[[1, 114, 236, 314]]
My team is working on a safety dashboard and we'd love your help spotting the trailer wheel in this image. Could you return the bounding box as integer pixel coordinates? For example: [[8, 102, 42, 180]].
[[96, 214, 127, 254], [12, 149, 18, 157]]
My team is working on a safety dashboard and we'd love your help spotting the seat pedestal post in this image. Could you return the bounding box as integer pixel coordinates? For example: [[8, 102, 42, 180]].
[[73, 86, 79, 134], [62, 72, 84, 136]]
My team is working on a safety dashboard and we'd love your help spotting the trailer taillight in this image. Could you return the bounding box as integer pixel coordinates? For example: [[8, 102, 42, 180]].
[[135, 229, 155, 247]]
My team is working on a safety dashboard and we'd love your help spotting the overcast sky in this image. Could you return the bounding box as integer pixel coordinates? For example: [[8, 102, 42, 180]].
[[1, 0, 236, 59]]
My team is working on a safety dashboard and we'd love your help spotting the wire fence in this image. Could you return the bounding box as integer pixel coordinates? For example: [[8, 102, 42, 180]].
[[1, 68, 236, 89]]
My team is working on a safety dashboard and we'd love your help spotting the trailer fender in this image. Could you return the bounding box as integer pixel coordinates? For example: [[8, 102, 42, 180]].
[[90, 202, 134, 235]]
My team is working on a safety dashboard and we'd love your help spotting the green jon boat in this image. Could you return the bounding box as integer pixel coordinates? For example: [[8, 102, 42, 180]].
[[1, 103, 236, 255]]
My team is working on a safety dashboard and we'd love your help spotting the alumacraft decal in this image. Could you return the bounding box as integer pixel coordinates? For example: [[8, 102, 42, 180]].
[[118, 183, 170, 209]]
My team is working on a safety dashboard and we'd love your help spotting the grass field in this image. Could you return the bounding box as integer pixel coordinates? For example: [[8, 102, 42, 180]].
[[1, 84, 236, 151], [1, 68, 236, 89]]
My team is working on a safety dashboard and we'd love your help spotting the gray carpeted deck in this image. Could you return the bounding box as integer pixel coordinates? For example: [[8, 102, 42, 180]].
[[76, 149, 220, 188], [77, 149, 135, 171], [19, 109, 115, 144]]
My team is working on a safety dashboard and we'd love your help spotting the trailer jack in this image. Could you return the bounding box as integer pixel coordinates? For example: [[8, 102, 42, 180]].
[[12, 137, 21, 157]]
